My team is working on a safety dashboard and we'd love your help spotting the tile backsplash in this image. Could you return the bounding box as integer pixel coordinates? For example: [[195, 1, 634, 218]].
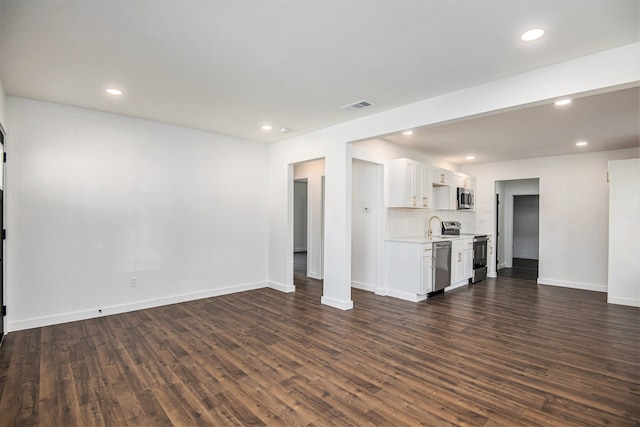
[[386, 208, 477, 238]]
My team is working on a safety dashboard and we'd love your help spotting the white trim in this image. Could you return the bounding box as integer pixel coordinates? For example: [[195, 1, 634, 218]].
[[386, 289, 427, 302], [607, 296, 640, 308], [321, 295, 354, 310], [537, 277, 606, 293], [307, 272, 322, 280], [268, 281, 296, 293], [446, 282, 469, 292], [9, 281, 269, 332], [351, 281, 376, 292]]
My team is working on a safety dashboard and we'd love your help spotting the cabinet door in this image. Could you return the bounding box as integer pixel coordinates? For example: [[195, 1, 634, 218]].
[[413, 162, 423, 207], [419, 165, 431, 208], [456, 173, 471, 189], [432, 168, 449, 185], [387, 158, 416, 208], [453, 250, 464, 284], [463, 249, 473, 280], [421, 255, 433, 294]]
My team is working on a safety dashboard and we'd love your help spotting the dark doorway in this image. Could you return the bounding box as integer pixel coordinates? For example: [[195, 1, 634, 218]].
[[499, 194, 539, 281]]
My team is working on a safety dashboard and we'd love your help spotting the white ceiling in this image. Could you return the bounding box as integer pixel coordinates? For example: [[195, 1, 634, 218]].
[[1, 0, 639, 162], [376, 86, 640, 164]]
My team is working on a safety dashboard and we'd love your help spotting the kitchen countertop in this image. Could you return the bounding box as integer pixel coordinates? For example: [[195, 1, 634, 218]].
[[386, 233, 491, 244], [385, 235, 474, 244]]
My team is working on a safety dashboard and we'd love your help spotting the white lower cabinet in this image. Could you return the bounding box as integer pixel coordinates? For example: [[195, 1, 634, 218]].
[[385, 241, 433, 302], [451, 238, 473, 286]]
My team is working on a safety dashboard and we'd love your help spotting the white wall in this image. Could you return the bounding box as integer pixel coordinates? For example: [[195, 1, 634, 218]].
[[351, 159, 382, 292], [463, 148, 639, 292], [0, 77, 6, 132], [608, 158, 640, 307], [268, 43, 640, 310], [293, 159, 325, 279], [5, 97, 270, 331]]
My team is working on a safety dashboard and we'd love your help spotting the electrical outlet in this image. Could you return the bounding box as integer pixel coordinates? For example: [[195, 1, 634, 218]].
[[130, 276, 138, 287]]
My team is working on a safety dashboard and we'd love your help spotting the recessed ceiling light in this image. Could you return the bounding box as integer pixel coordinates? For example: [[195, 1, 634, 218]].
[[576, 141, 588, 147], [261, 125, 272, 131], [402, 130, 414, 135], [521, 28, 545, 42], [106, 88, 123, 96], [554, 99, 572, 106], [466, 156, 475, 160]]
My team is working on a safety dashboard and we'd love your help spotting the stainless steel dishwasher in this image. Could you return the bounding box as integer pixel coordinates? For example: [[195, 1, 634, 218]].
[[433, 241, 452, 292]]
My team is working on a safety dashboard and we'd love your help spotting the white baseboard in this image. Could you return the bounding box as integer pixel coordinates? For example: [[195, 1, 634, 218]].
[[321, 296, 353, 310], [351, 281, 376, 292], [374, 288, 388, 296], [607, 296, 640, 307], [446, 281, 469, 292], [268, 281, 296, 293], [386, 289, 427, 302], [537, 277, 607, 293], [8, 281, 269, 332], [307, 272, 323, 280]]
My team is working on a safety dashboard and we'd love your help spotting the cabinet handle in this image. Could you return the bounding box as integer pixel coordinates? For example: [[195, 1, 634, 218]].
[[413, 196, 416, 206], [458, 253, 462, 262]]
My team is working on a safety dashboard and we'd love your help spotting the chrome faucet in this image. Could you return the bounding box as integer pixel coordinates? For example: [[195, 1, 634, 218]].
[[426, 215, 442, 240]]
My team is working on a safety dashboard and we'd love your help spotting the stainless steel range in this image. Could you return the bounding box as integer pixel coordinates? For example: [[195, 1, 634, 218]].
[[471, 235, 489, 283]]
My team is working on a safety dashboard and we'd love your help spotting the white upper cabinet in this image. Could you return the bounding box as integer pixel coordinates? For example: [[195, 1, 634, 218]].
[[386, 158, 431, 208], [456, 172, 473, 189], [432, 167, 452, 186], [387, 159, 476, 211], [431, 167, 455, 210]]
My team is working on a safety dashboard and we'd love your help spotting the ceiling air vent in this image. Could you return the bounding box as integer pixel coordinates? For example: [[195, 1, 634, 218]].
[[341, 100, 374, 112]]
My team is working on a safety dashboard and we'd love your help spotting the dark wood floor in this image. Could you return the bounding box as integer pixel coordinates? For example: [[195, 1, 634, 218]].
[[1, 267, 639, 426], [498, 258, 539, 282]]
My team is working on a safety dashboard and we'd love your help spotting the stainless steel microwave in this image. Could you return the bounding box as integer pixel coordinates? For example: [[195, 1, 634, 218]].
[[456, 187, 474, 210]]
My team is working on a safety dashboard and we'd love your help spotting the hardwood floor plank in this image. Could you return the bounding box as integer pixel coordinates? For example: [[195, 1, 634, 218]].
[[1, 276, 639, 426]]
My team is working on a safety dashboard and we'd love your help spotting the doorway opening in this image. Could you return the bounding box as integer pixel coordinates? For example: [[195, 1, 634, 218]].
[[292, 159, 325, 286], [495, 179, 540, 281]]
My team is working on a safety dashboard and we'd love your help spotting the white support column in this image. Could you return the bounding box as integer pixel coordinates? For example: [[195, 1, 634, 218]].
[[321, 141, 353, 310]]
